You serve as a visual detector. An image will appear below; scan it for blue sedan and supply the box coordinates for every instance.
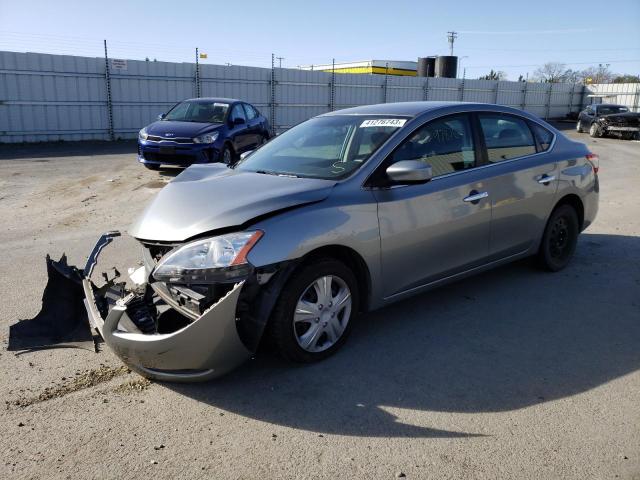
[138,98,270,169]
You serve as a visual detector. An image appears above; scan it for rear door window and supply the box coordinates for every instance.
[478,114,536,162]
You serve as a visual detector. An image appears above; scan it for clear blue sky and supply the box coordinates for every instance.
[1,0,639,80]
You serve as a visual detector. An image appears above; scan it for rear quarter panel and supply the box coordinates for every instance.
[552,135,599,232]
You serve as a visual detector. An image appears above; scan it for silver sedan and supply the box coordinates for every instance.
[81,101,599,381]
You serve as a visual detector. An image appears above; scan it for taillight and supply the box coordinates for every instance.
[586,153,599,174]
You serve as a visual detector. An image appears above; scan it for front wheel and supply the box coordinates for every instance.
[576,121,584,133]
[589,123,602,138]
[221,144,235,165]
[269,258,359,363]
[537,204,580,272]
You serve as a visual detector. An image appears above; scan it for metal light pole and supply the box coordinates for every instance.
[457,56,469,78]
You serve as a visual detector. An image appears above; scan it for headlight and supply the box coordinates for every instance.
[193,132,219,144]
[138,127,148,141]
[152,231,263,283]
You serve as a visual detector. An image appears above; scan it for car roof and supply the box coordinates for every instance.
[594,103,626,108]
[320,101,509,118]
[182,97,242,104]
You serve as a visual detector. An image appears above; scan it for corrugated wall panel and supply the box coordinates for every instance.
[0,51,110,142]
[585,83,640,112]
[5,51,623,143]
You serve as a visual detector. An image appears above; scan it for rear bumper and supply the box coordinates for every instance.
[81,232,252,382]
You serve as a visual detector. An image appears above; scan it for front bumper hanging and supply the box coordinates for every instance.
[81,232,252,382]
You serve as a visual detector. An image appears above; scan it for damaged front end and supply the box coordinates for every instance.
[76,231,293,382]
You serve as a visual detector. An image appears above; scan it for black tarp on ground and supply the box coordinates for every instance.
[8,254,93,351]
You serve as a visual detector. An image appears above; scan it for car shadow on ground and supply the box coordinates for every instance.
[0,140,138,160]
[156,167,184,178]
[166,232,640,439]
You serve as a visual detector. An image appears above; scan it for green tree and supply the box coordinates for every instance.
[612,74,640,83]
[479,69,506,80]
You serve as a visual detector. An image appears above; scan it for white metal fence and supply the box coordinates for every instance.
[0,50,623,144]
[583,82,640,113]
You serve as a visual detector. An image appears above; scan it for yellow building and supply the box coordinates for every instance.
[301,60,417,77]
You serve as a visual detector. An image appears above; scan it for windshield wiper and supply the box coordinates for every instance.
[255,170,300,178]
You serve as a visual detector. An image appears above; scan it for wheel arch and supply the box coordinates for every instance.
[553,193,585,230]
[223,140,235,152]
[299,245,372,313]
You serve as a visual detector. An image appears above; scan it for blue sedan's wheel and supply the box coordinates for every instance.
[222,145,234,164]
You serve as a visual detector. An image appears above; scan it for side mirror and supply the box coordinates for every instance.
[157,113,166,121]
[386,160,432,184]
[233,117,246,126]
[239,150,254,160]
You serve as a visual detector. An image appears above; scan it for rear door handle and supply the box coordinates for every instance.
[537,174,556,185]
[463,191,489,204]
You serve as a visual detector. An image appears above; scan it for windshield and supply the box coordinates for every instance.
[164,101,229,123]
[599,106,629,115]
[234,115,408,179]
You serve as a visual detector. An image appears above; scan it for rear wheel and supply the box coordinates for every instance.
[576,121,584,133]
[537,204,580,272]
[269,258,359,363]
[589,123,602,138]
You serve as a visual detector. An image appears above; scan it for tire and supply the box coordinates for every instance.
[537,204,580,272]
[589,123,602,138]
[144,164,160,170]
[269,258,359,363]
[221,144,235,165]
[576,121,584,133]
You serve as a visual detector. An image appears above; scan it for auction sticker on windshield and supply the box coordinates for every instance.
[360,119,407,128]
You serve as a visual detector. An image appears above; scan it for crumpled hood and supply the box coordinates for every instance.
[146,121,223,137]
[129,164,336,242]
[600,112,640,122]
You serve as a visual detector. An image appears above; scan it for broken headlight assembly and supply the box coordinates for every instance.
[152,230,263,284]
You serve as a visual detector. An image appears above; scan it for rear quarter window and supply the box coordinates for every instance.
[529,122,554,152]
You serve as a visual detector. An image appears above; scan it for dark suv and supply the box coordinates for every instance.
[138,98,270,169]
